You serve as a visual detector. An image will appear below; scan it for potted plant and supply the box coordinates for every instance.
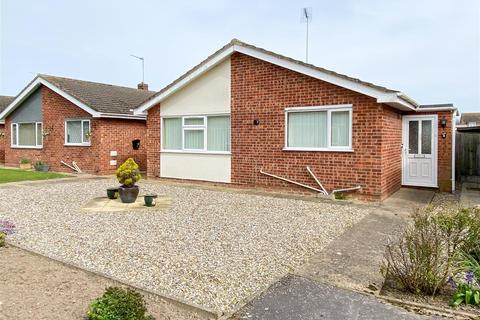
[34,160,49,172]
[116,158,141,203]
[19,158,31,170]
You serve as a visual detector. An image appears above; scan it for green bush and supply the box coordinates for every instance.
[452,283,480,306]
[0,232,5,247]
[383,205,480,296]
[116,158,141,187]
[334,192,346,200]
[19,158,30,164]
[87,287,155,320]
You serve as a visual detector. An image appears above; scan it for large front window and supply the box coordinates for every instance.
[11,122,43,148]
[162,115,230,153]
[285,105,352,151]
[65,119,91,146]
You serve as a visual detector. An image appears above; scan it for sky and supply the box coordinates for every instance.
[0,0,479,113]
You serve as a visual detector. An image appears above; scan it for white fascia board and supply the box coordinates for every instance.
[134,46,235,115]
[0,77,101,120]
[417,107,457,112]
[96,113,146,120]
[376,93,417,111]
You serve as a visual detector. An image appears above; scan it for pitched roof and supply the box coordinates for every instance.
[460,112,480,125]
[39,74,156,115]
[0,95,14,114]
[0,75,156,120]
[135,38,419,114]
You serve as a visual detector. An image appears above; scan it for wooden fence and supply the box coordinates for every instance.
[456,131,480,182]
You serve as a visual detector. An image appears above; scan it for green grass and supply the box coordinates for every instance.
[0,168,70,184]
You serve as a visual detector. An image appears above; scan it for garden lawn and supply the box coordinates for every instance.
[0,168,69,184]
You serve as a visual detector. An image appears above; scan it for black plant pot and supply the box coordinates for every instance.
[118,185,139,203]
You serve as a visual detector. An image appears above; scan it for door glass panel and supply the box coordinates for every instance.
[408,121,419,154]
[421,120,432,154]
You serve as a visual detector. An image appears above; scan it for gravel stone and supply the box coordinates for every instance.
[0,179,370,313]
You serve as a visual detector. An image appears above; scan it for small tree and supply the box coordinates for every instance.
[116,158,141,187]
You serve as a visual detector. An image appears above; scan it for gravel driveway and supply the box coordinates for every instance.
[0,178,369,313]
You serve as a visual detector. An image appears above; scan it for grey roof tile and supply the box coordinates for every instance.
[39,74,156,115]
[0,95,14,114]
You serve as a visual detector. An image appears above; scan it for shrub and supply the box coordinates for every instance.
[87,287,155,320]
[0,232,5,247]
[116,158,141,187]
[19,158,30,164]
[383,205,480,296]
[35,160,45,166]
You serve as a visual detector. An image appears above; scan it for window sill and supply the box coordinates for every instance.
[283,147,354,152]
[11,146,43,149]
[161,149,231,155]
[64,144,91,147]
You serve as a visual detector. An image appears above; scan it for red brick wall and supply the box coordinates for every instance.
[94,118,147,174]
[4,86,146,174]
[380,106,403,199]
[0,124,5,163]
[146,104,161,178]
[230,52,388,200]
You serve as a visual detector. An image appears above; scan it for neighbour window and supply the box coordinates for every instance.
[285,106,352,150]
[65,119,91,146]
[162,115,231,152]
[11,122,43,148]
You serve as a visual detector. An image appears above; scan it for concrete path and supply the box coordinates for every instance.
[460,182,480,208]
[294,188,435,293]
[234,275,437,320]
[234,188,436,319]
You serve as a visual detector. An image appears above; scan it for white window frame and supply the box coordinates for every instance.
[161,113,231,155]
[283,104,353,152]
[11,122,43,149]
[64,119,91,146]
[182,116,207,152]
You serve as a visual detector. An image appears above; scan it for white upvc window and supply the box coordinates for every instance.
[11,122,43,148]
[162,114,231,154]
[65,119,91,146]
[284,105,353,152]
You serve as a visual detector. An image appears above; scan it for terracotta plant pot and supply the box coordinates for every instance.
[118,185,139,203]
[19,163,31,170]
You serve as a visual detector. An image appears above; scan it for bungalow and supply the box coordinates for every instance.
[134,39,457,201]
[0,95,15,163]
[0,75,155,174]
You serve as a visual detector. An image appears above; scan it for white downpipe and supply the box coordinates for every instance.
[306,166,328,195]
[452,112,456,192]
[72,161,82,173]
[332,186,362,193]
[260,169,324,193]
[61,161,78,172]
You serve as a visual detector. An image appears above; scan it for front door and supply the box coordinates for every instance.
[402,115,437,187]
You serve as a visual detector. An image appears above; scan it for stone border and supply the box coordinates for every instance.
[6,242,219,319]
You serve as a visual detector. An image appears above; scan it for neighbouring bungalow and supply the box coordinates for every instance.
[457,112,480,132]
[0,75,155,174]
[133,39,457,201]
[0,95,15,163]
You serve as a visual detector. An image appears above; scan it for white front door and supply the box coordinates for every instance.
[402,115,437,187]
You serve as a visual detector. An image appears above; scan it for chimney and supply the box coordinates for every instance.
[137,82,148,91]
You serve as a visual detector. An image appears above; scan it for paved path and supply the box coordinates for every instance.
[235,275,436,320]
[234,188,436,319]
